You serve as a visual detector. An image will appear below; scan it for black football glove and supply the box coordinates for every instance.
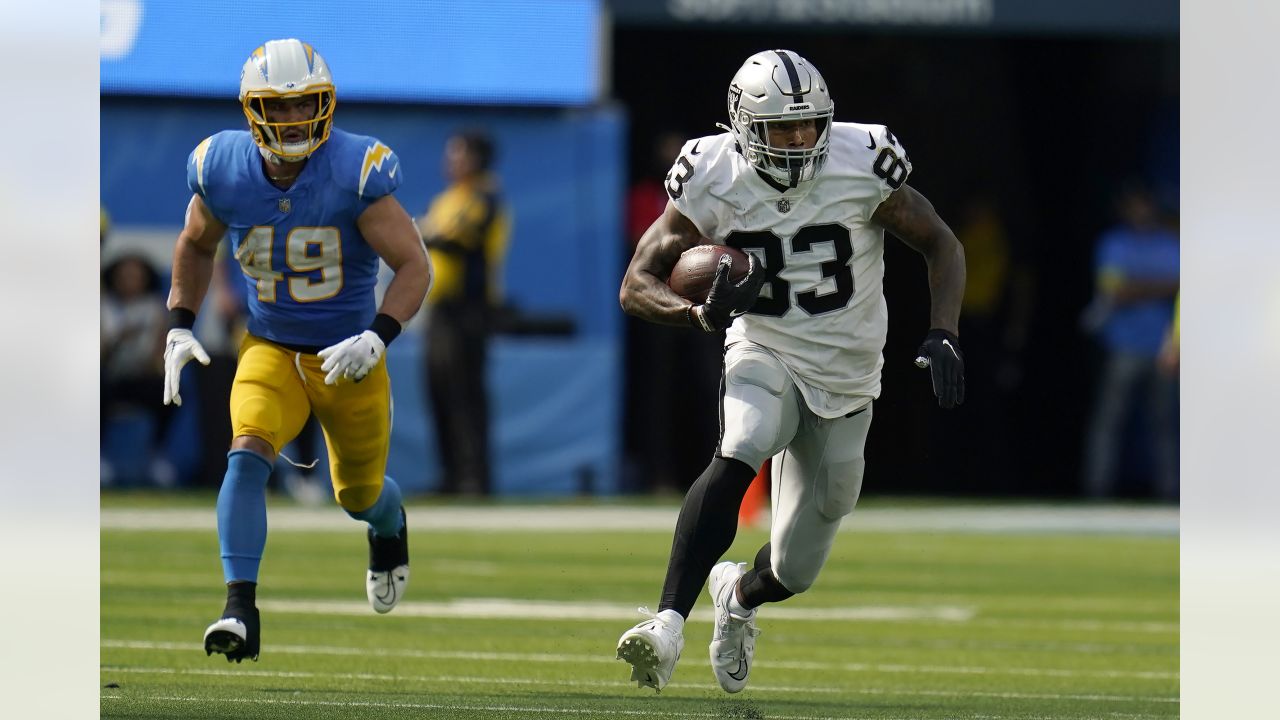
[914,328,966,409]
[690,253,766,332]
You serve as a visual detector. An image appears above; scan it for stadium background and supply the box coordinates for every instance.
[99,0,1178,499]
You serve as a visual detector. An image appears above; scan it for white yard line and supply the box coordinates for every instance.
[250,596,1175,636]
[256,597,975,622]
[102,640,1177,681]
[100,504,1178,535]
[98,671,1177,706]
[969,618,1178,634]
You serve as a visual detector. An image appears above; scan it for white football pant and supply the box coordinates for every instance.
[718,340,872,594]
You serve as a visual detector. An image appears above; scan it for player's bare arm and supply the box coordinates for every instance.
[359,194,432,325]
[168,193,229,314]
[619,201,706,326]
[162,193,224,406]
[871,184,966,334]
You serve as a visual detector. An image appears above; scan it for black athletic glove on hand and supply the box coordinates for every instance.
[691,253,766,332]
[914,328,966,409]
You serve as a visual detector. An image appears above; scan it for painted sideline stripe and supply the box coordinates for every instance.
[257,597,974,623]
[98,677,1177,706]
[100,504,1178,535]
[102,641,1177,680]
[98,693,866,720]
[97,693,1169,720]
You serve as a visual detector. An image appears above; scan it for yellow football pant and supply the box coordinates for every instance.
[230,334,391,512]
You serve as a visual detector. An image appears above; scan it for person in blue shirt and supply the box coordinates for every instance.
[161,39,432,663]
[1081,181,1179,500]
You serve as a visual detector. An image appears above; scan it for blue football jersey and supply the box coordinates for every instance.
[187,128,402,347]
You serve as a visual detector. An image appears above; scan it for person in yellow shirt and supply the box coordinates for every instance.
[418,131,510,495]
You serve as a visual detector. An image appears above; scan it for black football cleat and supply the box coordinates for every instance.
[203,604,260,663]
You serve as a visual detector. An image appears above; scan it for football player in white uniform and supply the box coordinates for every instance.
[615,50,966,693]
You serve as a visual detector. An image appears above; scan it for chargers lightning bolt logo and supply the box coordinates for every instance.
[358,142,394,198]
[191,136,214,194]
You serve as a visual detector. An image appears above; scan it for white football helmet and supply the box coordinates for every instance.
[724,50,834,187]
[238,39,336,161]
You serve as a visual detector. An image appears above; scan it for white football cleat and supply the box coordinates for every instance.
[366,566,409,614]
[616,608,684,691]
[366,507,409,614]
[707,561,761,693]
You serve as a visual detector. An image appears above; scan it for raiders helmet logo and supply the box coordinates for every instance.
[776,198,792,214]
[728,84,743,114]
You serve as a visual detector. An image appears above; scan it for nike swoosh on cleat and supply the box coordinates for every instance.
[727,657,748,681]
[377,581,396,604]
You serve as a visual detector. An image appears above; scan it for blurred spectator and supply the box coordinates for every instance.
[626,132,685,246]
[1157,292,1180,377]
[622,131,721,492]
[418,130,510,496]
[1080,181,1179,500]
[945,195,1034,487]
[957,195,1033,390]
[101,254,173,485]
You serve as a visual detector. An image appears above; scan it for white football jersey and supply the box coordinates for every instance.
[667,122,912,418]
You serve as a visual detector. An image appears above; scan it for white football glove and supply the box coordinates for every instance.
[318,330,385,385]
[163,328,211,406]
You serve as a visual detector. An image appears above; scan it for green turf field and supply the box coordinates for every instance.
[101,499,1178,719]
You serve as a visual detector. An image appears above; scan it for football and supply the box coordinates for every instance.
[667,244,750,303]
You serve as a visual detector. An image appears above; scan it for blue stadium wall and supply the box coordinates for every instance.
[101,98,627,495]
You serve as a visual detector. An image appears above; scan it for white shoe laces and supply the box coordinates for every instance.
[634,607,679,642]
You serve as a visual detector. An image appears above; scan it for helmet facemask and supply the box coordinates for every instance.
[742,112,832,186]
[725,50,835,188]
[238,39,336,161]
[242,87,335,161]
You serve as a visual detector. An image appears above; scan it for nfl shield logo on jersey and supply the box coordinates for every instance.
[776,198,791,214]
[279,198,291,214]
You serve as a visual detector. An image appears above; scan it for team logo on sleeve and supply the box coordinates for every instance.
[192,136,214,194]
[358,141,393,198]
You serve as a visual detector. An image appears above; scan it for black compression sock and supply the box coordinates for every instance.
[225,581,257,611]
[658,456,758,617]
[738,542,795,608]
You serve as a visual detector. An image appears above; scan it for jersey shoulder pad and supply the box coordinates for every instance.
[665,133,736,238]
[666,133,734,205]
[186,130,251,199]
[328,128,402,200]
[831,122,912,192]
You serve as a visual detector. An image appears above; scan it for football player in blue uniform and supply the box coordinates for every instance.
[161,39,432,663]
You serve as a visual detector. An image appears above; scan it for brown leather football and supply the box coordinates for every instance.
[667,244,750,303]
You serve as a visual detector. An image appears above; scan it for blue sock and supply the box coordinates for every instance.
[217,450,272,583]
[346,476,404,537]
